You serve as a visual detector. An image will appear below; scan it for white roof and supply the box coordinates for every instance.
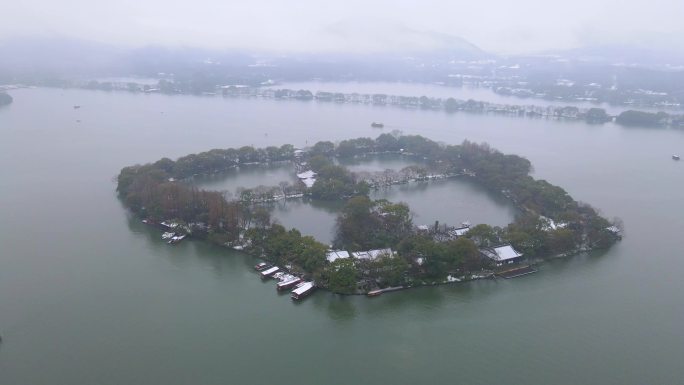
[326,250,350,263]
[261,266,279,275]
[488,245,523,261]
[352,248,393,261]
[300,177,316,188]
[297,170,317,179]
[292,281,314,295]
[451,226,470,236]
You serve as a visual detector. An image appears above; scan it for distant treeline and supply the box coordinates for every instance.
[69,79,684,128]
[615,110,684,127]
[117,134,620,293]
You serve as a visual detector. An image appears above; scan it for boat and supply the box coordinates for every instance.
[277,276,302,291]
[367,289,383,297]
[73,105,81,109]
[161,232,175,240]
[371,122,384,128]
[254,262,270,271]
[272,272,285,280]
[167,234,186,244]
[260,266,280,278]
[673,155,680,160]
[291,281,315,300]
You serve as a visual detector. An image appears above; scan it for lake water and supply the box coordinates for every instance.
[193,157,516,243]
[1,87,683,385]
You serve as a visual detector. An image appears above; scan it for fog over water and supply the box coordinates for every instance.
[3,0,684,53]
[0,88,683,384]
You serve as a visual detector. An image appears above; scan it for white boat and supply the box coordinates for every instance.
[161,232,175,240]
[277,276,302,291]
[254,262,270,271]
[291,281,315,300]
[673,155,680,160]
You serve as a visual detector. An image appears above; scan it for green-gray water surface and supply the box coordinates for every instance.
[1,87,683,384]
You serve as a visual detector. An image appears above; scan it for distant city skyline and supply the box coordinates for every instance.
[2,0,684,54]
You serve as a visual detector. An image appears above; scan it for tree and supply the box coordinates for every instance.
[445,237,480,271]
[327,258,358,294]
[334,196,378,249]
[616,110,667,127]
[375,200,413,242]
[310,141,335,157]
[547,228,577,254]
[372,255,409,287]
[252,206,271,229]
[375,133,400,152]
[585,108,610,123]
[465,224,500,247]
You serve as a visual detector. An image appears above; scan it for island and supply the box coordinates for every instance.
[0,92,13,107]
[117,134,622,296]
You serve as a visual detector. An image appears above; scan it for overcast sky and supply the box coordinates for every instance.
[2,0,683,54]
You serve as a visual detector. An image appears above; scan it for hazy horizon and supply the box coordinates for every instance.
[3,0,684,55]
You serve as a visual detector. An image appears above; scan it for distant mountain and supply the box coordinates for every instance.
[0,37,128,77]
[0,35,493,83]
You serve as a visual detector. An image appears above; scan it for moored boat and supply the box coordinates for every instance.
[168,234,186,244]
[254,262,270,271]
[371,122,384,128]
[161,232,175,240]
[367,289,383,297]
[277,277,302,291]
[291,281,315,300]
[673,154,680,160]
[260,266,280,278]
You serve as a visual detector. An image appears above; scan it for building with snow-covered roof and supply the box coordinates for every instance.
[481,244,523,266]
[449,226,470,237]
[300,177,316,188]
[326,250,350,263]
[297,170,317,188]
[296,170,316,179]
[352,248,394,261]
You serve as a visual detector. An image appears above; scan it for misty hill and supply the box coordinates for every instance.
[0,36,492,84]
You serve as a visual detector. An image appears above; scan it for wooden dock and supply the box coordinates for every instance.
[496,265,538,279]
